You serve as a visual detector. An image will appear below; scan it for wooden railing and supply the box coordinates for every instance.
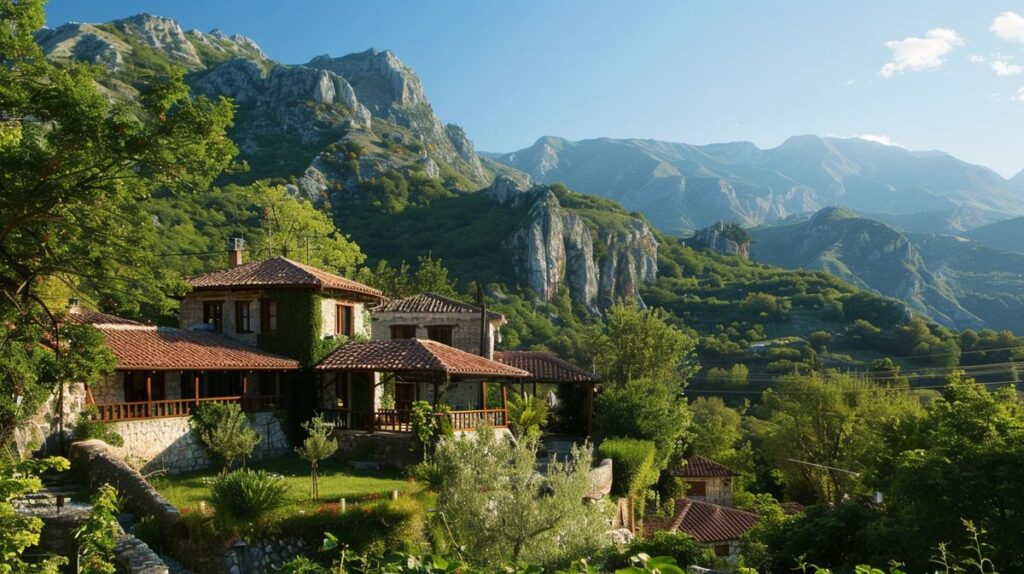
[93,395,283,422]
[445,409,507,432]
[321,408,507,433]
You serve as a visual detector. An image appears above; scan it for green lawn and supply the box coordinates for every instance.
[151,455,414,513]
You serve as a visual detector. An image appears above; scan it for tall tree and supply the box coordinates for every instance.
[0,0,236,449]
[0,0,237,321]
[589,304,697,388]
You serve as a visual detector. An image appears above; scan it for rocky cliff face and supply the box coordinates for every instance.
[690,222,751,259]
[38,15,501,193]
[307,50,487,185]
[489,177,658,311]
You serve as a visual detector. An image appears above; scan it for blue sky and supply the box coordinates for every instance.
[46,1,1024,177]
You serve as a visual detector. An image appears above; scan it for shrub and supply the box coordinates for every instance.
[190,402,260,472]
[594,378,689,468]
[276,497,426,556]
[604,531,709,570]
[210,469,286,533]
[507,392,549,440]
[410,400,452,455]
[597,438,658,503]
[72,405,124,447]
[75,483,120,574]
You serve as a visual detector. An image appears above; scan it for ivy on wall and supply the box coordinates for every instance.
[257,290,343,442]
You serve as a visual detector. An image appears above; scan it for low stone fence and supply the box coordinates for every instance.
[107,411,290,474]
[69,439,183,533]
[16,497,167,574]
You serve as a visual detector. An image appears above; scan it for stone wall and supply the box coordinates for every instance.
[106,411,290,474]
[685,476,733,507]
[333,430,421,469]
[69,439,183,531]
[416,380,483,411]
[371,311,501,358]
[221,536,308,574]
[179,288,369,344]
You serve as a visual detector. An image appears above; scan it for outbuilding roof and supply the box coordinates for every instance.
[188,257,383,299]
[374,292,504,321]
[670,455,739,478]
[315,339,529,378]
[493,351,598,383]
[644,498,758,543]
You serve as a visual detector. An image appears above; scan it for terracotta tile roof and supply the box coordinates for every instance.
[670,455,739,478]
[98,325,299,371]
[65,307,144,326]
[188,257,383,298]
[781,502,805,516]
[316,339,529,378]
[374,292,504,321]
[493,351,597,383]
[645,498,758,543]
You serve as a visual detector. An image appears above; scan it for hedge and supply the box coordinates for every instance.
[597,437,658,499]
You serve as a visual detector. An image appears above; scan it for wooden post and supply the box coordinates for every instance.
[242,371,249,410]
[145,372,152,417]
[481,380,488,411]
[501,382,508,426]
[585,382,595,438]
[193,373,200,409]
[532,381,538,398]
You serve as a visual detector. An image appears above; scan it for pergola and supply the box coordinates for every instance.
[314,338,529,432]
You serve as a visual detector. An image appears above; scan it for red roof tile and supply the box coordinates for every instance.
[375,292,504,321]
[65,307,144,326]
[316,339,529,378]
[645,498,758,543]
[98,326,299,371]
[188,257,383,298]
[781,502,805,515]
[670,455,738,478]
[493,351,597,383]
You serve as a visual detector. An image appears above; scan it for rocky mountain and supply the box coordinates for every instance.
[687,222,751,259]
[961,217,1024,254]
[38,13,501,193]
[489,178,658,311]
[494,136,1024,234]
[748,208,1024,331]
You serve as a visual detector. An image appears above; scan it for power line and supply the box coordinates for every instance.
[683,377,1022,396]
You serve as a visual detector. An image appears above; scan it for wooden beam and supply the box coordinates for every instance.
[481,380,488,411]
[145,372,153,418]
[193,372,200,407]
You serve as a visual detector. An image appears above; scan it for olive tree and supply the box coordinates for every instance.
[295,416,338,501]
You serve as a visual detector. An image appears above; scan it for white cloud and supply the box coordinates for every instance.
[992,60,1024,76]
[967,54,986,63]
[1015,87,1024,102]
[856,134,902,147]
[988,92,1002,102]
[879,28,965,77]
[991,11,1024,43]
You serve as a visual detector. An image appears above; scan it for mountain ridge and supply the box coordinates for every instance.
[495,135,1023,234]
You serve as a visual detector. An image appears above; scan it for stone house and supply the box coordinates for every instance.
[181,243,385,365]
[67,306,299,472]
[371,292,505,358]
[644,498,759,562]
[670,455,739,507]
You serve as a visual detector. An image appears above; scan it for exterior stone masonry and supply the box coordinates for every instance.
[106,411,290,474]
[371,311,501,358]
[687,474,734,507]
[179,289,369,344]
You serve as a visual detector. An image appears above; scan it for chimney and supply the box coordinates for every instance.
[68,297,80,313]
[227,237,245,268]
